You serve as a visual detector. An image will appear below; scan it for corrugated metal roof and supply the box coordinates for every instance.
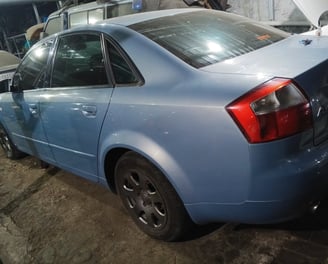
[0,0,58,5]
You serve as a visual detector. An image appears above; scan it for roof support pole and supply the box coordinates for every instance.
[268,0,275,21]
[32,3,41,24]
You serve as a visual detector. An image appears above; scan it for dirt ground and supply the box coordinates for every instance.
[1,151,328,264]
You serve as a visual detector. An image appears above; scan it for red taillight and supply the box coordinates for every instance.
[226,78,313,143]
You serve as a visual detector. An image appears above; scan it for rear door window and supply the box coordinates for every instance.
[51,33,109,87]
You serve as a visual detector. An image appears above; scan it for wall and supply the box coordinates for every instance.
[228,0,308,24]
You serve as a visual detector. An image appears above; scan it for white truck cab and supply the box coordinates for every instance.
[42,0,137,37]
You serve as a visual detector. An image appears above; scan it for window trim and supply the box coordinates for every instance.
[49,31,113,89]
[103,35,144,87]
[13,38,55,91]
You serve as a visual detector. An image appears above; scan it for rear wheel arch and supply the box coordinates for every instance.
[104,147,130,193]
[103,144,189,200]
[103,147,183,193]
[113,150,193,240]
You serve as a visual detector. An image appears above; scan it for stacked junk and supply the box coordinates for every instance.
[95,0,231,11]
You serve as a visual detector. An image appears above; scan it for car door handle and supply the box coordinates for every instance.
[81,105,97,118]
[28,104,38,115]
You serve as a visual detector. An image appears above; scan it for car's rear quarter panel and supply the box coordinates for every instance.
[97,25,277,207]
[96,25,328,224]
[99,76,250,204]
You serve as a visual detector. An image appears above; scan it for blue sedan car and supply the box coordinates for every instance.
[1,9,328,241]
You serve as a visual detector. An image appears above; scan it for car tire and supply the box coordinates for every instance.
[0,124,24,159]
[115,151,192,241]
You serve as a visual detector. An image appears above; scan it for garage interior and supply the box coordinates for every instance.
[1,1,328,263]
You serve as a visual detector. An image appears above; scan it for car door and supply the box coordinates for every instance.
[40,32,114,181]
[0,39,55,162]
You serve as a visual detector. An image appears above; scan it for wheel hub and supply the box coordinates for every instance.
[140,190,152,206]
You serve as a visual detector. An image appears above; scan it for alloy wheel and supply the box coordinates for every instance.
[122,169,167,229]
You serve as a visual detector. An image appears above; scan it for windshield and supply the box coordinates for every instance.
[129,10,288,68]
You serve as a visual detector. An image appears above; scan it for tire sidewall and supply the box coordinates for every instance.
[0,124,22,159]
[115,152,189,241]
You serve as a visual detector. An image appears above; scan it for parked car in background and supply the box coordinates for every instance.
[42,0,138,37]
[0,51,20,93]
[294,0,328,35]
[41,0,231,38]
[1,9,328,241]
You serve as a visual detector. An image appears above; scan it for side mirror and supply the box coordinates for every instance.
[10,73,23,93]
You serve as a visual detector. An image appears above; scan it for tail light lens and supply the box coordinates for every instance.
[226,78,313,143]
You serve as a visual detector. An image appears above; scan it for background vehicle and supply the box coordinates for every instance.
[42,0,138,37]
[293,0,328,28]
[295,0,328,36]
[42,0,231,38]
[1,9,328,241]
[0,51,20,93]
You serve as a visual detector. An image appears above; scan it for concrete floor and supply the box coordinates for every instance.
[1,151,328,264]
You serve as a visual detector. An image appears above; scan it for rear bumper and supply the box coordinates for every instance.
[185,134,328,225]
[186,193,326,225]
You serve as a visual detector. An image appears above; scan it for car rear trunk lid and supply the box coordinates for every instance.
[294,59,328,145]
[202,34,328,145]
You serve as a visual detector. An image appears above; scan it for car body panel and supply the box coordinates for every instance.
[188,131,328,223]
[98,74,256,204]
[203,33,328,146]
[202,34,328,77]
[40,86,113,181]
[1,9,328,227]
[0,90,55,162]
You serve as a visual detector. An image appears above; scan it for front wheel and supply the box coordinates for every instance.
[0,124,24,159]
[115,151,192,241]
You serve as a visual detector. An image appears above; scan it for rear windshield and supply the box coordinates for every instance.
[129,10,289,68]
